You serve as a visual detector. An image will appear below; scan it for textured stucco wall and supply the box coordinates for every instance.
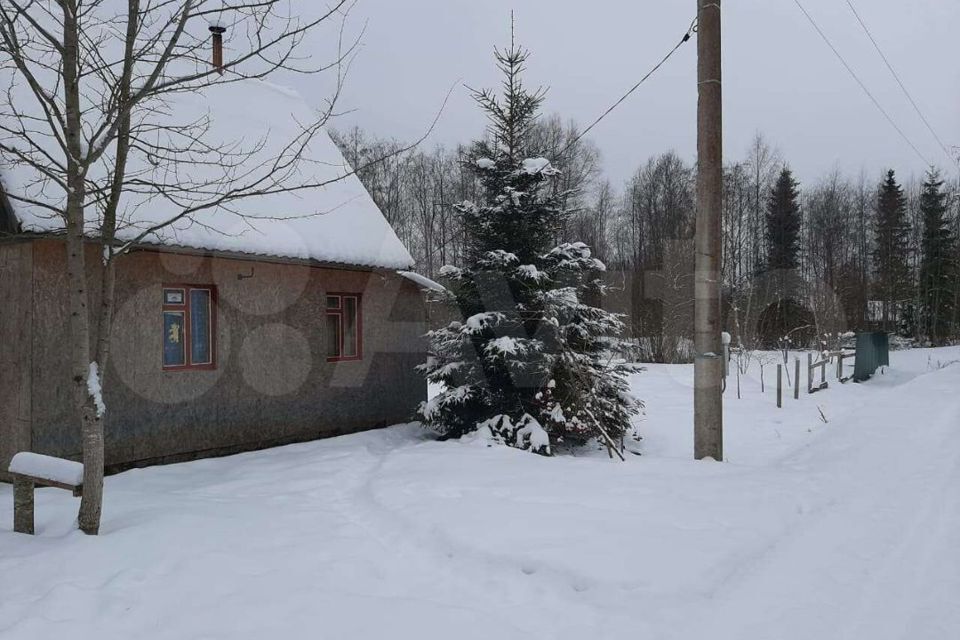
[27,240,427,470]
[0,241,33,480]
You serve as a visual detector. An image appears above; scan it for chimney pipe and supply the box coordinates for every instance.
[209,24,226,74]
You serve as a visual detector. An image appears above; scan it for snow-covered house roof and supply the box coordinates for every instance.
[1,80,414,270]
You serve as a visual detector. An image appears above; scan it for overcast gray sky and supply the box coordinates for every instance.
[299,0,959,188]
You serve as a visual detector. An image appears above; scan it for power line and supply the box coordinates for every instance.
[843,0,958,170]
[790,0,932,167]
[561,16,698,156]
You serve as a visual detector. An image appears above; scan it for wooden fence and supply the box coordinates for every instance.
[769,350,857,408]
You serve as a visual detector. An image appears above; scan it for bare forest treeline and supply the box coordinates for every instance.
[333,125,960,361]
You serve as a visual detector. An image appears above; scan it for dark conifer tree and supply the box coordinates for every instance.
[765,167,802,272]
[918,170,957,343]
[418,38,640,454]
[760,167,803,346]
[872,170,913,331]
[954,196,960,340]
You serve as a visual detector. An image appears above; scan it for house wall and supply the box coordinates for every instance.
[28,239,427,470]
[0,241,33,480]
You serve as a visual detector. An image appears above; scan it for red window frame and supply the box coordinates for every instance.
[162,284,217,371]
[326,292,362,362]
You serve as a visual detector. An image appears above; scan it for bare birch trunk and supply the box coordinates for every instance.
[66,207,105,535]
[60,1,105,535]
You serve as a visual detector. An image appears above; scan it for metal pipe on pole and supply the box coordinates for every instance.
[694,0,724,460]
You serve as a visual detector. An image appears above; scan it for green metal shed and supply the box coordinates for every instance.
[853,332,890,382]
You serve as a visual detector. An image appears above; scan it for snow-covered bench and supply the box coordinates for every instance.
[8,452,83,535]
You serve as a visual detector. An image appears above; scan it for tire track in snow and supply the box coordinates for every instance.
[834,386,960,640]
[676,363,960,640]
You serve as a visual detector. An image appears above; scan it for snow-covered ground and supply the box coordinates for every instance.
[2,347,959,639]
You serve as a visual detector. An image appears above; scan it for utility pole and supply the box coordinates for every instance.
[694,0,724,460]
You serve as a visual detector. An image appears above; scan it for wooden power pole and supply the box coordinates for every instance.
[694,0,724,460]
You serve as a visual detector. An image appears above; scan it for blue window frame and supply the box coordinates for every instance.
[162,285,216,370]
[189,289,212,365]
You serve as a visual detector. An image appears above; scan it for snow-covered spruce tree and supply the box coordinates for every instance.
[417,40,640,454]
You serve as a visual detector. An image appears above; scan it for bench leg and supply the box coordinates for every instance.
[13,477,35,535]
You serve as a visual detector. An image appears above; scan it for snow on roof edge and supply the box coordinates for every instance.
[145,239,416,271]
[10,229,414,271]
[397,270,449,293]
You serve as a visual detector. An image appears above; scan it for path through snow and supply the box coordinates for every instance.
[1,348,958,639]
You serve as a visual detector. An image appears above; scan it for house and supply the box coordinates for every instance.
[0,79,430,478]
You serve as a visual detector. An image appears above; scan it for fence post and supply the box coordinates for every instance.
[13,477,35,535]
[807,352,813,394]
[777,364,782,408]
[794,358,800,400]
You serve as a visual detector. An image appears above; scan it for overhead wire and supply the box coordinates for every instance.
[560,16,699,157]
[560,5,948,172]
[790,0,932,167]
[843,0,958,170]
